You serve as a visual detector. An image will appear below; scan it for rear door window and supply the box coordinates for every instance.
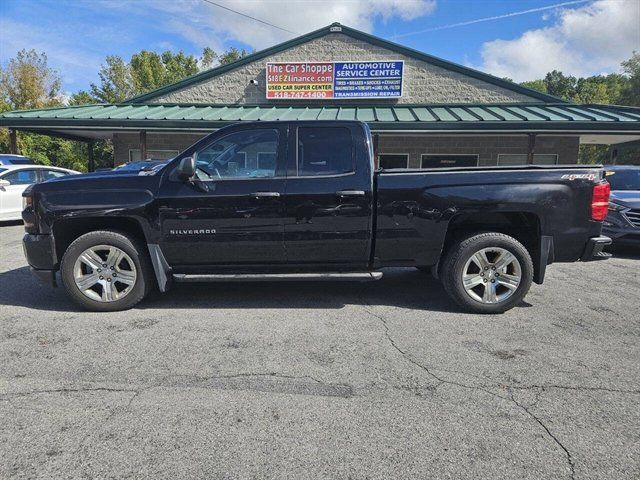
[41,169,69,181]
[296,127,354,176]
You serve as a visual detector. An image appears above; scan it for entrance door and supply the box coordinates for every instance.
[157,125,288,269]
[283,124,373,269]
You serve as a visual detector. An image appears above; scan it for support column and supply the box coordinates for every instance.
[88,140,95,172]
[9,129,18,154]
[527,133,536,165]
[139,130,147,161]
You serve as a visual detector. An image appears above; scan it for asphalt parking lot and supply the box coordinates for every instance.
[0,223,639,479]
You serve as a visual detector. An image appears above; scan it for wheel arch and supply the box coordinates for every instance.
[52,216,149,264]
[439,211,549,284]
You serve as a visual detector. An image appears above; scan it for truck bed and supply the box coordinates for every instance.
[374,164,605,267]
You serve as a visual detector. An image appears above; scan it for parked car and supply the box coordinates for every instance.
[602,165,640,246]
[21,121,611,313]
[0,165,79,221]
[0,154,35,165]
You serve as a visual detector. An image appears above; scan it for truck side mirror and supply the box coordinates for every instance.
[0,179,10,190]
[176,156,196,180]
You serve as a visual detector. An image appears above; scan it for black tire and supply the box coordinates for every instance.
[60,230,154,312]
[440,232,533,314]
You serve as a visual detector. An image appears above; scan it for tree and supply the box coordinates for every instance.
[90,55,135,103]
[542,70,578,100]
[520,79,547,94]
[620,52,640,106]
[217,47,250,66]
[68,90,96,105]
[200,47,217,70]
[0,49,61,110]
[88,47,242,103]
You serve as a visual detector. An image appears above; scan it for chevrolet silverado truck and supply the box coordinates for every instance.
[22,121,612,313]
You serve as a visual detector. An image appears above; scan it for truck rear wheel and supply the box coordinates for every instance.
[60,230,153,312]
[440,232,533,314]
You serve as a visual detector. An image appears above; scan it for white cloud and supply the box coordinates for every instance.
[0,18,104,87]
[475,0,640,81]
[2,0,435,92]
[114,0,436,51]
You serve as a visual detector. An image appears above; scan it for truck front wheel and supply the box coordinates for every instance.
[60,230,153,312]
[440,232,533,314]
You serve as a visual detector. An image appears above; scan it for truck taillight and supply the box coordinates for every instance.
[591,182,610,221]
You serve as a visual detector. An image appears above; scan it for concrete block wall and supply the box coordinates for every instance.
[149,34,537,105]
[377,135,580,167]
[113,132,206,164]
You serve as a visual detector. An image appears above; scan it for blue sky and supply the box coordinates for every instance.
[0,0,638,94]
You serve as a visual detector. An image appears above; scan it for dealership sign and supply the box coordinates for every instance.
[266,61,403,99]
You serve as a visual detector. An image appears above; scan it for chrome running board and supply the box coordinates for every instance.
[173,272,383,282]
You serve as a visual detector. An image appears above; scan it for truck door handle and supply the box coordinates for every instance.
[252,191,280,198]
[336,190,365,197]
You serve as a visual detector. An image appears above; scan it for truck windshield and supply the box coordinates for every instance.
[606,169,640,190]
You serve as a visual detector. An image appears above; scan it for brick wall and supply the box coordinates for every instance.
[113,131,579,167]
[149,33,538,105]
[377,135,579,167]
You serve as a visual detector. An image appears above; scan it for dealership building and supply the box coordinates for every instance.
[1,23,639,169]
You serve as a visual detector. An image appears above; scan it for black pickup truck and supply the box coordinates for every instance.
[22,121,611,313]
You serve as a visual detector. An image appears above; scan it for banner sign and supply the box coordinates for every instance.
[266,61,403,99]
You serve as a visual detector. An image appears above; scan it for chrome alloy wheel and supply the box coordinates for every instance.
[73,245,137,302]
[462,247,522,304]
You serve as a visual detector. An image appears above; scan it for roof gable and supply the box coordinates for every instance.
[129,23,563,104]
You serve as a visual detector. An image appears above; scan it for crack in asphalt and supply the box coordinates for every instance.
[201,372,325,384]
[360,304,507,401]
[0,387,138,399]
[360,302,580,479]
[511,384,640,395]
[510,390,576,480]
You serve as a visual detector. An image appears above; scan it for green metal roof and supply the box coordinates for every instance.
[127,23,563,104]
[2,103,640,132]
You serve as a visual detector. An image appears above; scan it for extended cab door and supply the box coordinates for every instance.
[283,123,374,268]
[156,125,288,269]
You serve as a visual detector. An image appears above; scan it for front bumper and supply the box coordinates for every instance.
[22,234,58,287]
[580,235,612,261]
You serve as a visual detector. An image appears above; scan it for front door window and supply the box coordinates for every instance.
[195,129,280,180]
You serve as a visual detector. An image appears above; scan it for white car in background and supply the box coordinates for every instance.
[0,165,80,221]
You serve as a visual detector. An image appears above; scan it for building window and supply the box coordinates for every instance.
[421,154,479,168]
[497,154,558,166]
[129,149,179,162]
[379,154,409,169]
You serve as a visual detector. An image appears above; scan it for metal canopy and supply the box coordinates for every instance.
[2,103,639,143]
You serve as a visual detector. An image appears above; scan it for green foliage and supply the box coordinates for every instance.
[520,79,547,94]
[0,49,61,110]
[519,56,639,165]
[200,47,217,70]
[68,90,97,106]
[88,47,248,103]
[620,52,640,106]
[90,55,135,103]
[217,47,250,66]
